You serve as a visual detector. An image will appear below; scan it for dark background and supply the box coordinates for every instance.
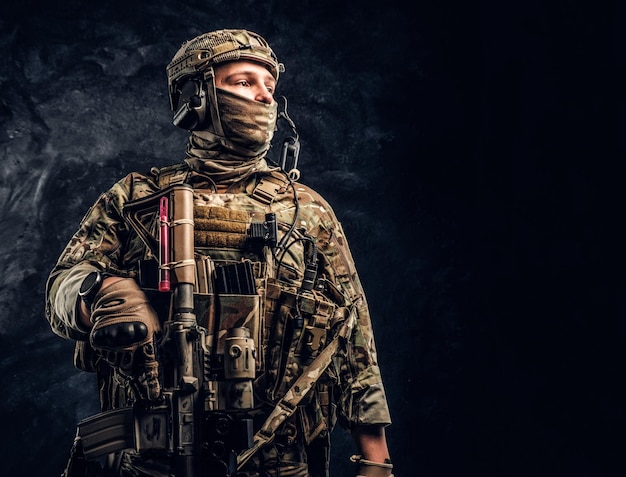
[1,1,625,476]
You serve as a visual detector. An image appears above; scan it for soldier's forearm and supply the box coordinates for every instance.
[351,424,391,463]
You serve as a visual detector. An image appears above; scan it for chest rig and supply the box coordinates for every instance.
[72,165,357,476]
[118,164,344,466]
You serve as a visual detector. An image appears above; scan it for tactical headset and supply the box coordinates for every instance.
[172,77,208,131]
[167,30,300,176]
[167,29,283,132]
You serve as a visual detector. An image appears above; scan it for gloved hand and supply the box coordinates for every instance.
[89,278,162,401]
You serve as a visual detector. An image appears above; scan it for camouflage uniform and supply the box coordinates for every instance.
[46,156,391,476]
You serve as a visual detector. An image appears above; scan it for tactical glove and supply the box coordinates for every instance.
[89,278,162,401]
[350,455,394,477]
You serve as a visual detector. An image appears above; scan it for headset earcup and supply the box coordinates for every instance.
[172,80,207,130]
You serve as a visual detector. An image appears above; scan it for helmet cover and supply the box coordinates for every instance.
[166,29,283,111]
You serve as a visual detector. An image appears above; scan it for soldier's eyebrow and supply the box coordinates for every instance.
[221,70,276,85]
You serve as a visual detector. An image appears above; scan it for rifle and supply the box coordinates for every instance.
[72,184,261,477]
[66,185,189,474]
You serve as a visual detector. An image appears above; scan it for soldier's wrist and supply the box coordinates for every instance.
[78,270,112,308]
[78,271,125,327]
[351,455,394,477]
[77,299,93,331]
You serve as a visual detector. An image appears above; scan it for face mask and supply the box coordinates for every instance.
[215,87,278,157]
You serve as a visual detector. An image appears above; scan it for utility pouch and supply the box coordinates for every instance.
[299,383,336,445]
[264,279,336,403]
[192,257,263,368]
[210,293,262,365]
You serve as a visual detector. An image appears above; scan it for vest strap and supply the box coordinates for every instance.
[150,164,190,189]
[250,172,288,204]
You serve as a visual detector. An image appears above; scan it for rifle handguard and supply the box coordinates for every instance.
[350,454,394,477]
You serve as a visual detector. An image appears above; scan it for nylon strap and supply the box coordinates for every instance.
[250,172,288,204]
[151,164,190,189]
[236,305,357,470]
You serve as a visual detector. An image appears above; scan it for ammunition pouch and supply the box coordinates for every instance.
[197,293,262,366]
[299,383,336,445]
[262,278,341,444]
[264,280,334,394]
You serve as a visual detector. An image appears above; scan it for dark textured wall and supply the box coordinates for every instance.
[1,1,624,476]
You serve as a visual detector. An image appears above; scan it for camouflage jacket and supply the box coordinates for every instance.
[45,157,391,442]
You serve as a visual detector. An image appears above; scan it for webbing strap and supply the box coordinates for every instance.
[236,306,357,470]
[153,165,189,189]
[250,173,287,204]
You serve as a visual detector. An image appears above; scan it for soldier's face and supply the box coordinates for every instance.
[214,60,276,104]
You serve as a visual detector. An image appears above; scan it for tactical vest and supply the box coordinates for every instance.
[81,162,343,448]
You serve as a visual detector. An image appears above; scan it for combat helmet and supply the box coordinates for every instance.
[166,29,283,131]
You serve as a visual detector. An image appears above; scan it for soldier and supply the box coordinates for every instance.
[45,29,393,477]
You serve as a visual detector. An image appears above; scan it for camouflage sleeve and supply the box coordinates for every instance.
[45,173,143,341]
[294,184,392,430]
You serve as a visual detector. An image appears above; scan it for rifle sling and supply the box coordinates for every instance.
[236,306,356,470]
